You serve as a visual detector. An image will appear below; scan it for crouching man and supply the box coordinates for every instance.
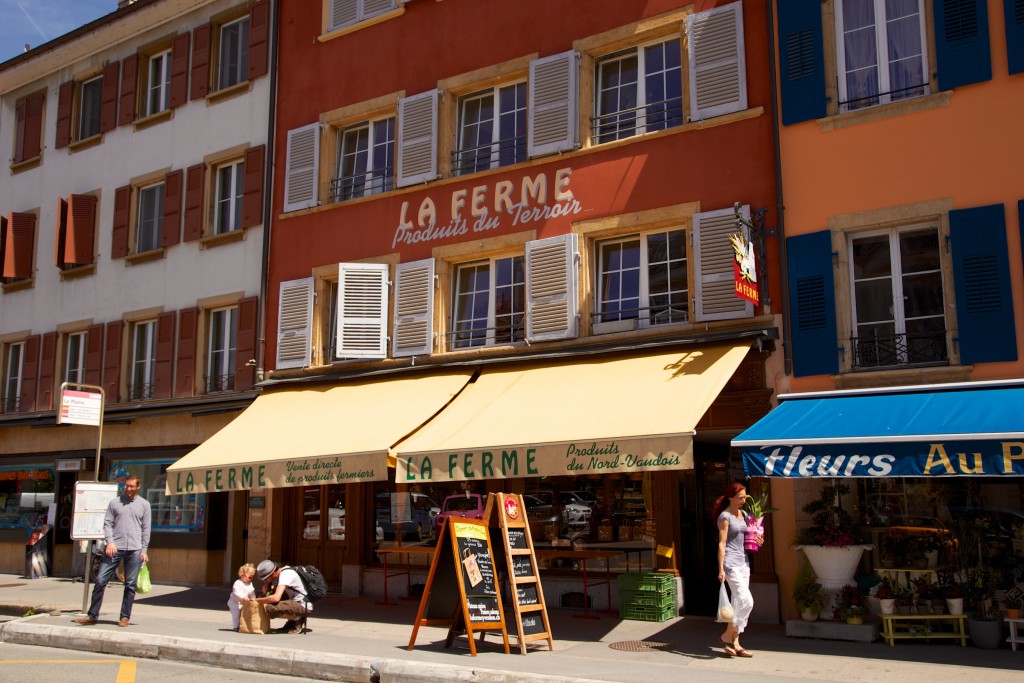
[254,560,309,634]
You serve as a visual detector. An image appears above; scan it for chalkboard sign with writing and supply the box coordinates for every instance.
[507,528,527,550]
[407,515,509,656]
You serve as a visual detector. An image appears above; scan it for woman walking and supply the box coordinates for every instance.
[715,482,762,657]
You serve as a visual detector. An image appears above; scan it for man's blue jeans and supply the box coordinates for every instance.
[88,549,143,621]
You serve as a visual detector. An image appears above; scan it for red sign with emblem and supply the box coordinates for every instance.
[503,496,520,520]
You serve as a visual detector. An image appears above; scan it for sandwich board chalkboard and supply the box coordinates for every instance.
[485,492,554,654]
[407,515,509,656]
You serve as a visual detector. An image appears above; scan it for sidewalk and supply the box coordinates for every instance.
[1,573,1022,682]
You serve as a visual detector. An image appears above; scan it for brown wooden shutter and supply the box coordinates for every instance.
[241,145,265,228]
[103,320,123,403]
[190,24,211,100]
[4,212,36,280]
[183,163,206,242]
[55,197,68,268]
[38,332,57,410]
[0,216,6,276]
[169,32,190,109]
[175,307,198,397]
[234,296,258,391]
[15,93,44,162]
[84,323,104,387]
[153,311,175,399]
[14,98,27,162]
[19,335,40,412]
[68,194,97,265]
[55,81,74,148]
[100,61,119,133]
[118,55,137,127]
[248,0,270,80]
[111,185,131,259]
[162,170,183,248]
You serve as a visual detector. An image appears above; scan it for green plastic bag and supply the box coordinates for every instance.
[137,562,152,594]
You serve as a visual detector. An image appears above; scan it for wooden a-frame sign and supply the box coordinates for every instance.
[407,515,510,656]
[486,492,554,654]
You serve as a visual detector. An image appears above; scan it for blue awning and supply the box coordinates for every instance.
[733,380,1024,477]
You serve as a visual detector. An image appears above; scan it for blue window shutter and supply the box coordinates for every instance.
[933,0,992,89]
[951,204,1017,364]
[778,0,826,125]
[1006,0,1024,75]
[787,231,838,377]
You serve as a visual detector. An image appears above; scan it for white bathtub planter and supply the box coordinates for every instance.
[796,545,873,619]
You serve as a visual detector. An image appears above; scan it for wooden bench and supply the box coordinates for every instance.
[879,613,967,646]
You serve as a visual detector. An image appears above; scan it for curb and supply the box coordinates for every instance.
[0,619,603,683]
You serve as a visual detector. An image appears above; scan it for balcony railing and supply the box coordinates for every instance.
[591,96,683,143]
[839,82,929,112]
[446,318,525,349]
[451,134,526,176]
[0,395,21,414]
[128,383,154,401]
[328,165,394,203]
[851,331,947,370]
[590,303,689,327]
[205,374,235,394]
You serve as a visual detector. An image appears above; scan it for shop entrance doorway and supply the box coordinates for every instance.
[679,449,731,616]
[285,484,347,583]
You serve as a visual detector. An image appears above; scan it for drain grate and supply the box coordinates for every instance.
[608,640,671,652]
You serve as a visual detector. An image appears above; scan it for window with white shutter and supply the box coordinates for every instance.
[337,263,389,359]
[525,233,579,342]
[687,1,747,121]
[329,0,397,32]
[694,206,753,321]
[276,277,313,369]
[528,50,580,158]
[396,90,439,188]
[283,123,320,212]
[392,259,435,357]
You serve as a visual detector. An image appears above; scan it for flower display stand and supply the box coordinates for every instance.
[1006,617,1024,651]
[880,613,967,647]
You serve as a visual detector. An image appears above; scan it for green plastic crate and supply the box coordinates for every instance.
[617,572,674,593]
[620,589,675,610]
[621,603,676,622]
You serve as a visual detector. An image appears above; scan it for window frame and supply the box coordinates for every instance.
[2,341,24,413]
[144,48,173,117]
[453,81,528,176]
[449,254,527,349]
[331,115,396,202]
[76,75,104,141]
[216,15,250,91]
[325,0,400,34]
[63,331,87,385]
[213,158,245,234]
[129,319,158,401]
[135,181,166,254]
[205,305,238,394]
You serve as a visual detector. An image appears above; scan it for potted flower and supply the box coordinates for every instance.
[941,582,965,615]
[873,577,895,615]
[832,584,868,624]
[929,584,947,615]
[794,481,871,593]
[911,575,931,614]
[743,488,777,554]
[1004,594,1023,620]
[792,556,825,621]
[894,585,913,615]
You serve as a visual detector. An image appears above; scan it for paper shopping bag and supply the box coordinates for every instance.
[238,601,270,634]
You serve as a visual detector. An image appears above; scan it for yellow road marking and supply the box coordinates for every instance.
[0,660,136,682]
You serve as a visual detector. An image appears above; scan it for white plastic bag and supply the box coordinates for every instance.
[716,582,735,623]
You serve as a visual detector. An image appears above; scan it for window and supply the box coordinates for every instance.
[331,117,395,202]
[109,461,205,533]
[451,256,526,348]
[328,0,398,32]
[594,39,682,143]
[206,306,237,393]
[835,0,928,112]
[217,16,250,90]
[77,76,103,140]
[2,342,24,413]
[136,182,165,253]
[145,49,173,116]
[849,226,947,368]
[596,228,688,327]
[0,467,55,531]
[129,320,157,400]
[454,83,527,175]
[214,160,244,233]
[64,332,86,384]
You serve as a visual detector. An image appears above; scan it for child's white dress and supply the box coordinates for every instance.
[227,579,256,629]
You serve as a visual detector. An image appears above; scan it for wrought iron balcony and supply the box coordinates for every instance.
[591,96,683,144]
[851,331,947,370]
[0,395,21,414]
[128,383,154,401]
[328,165,394,203]
[451,135,526,176]
[446,318,525,349]
[205,374,235,394]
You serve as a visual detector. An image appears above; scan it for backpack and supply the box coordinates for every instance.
[290,565,328,603]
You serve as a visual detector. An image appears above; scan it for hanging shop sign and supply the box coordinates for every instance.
[730,232,758,306]
[742,440,1024,478]
[392,167,583,249]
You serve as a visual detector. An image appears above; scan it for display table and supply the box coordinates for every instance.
[879,613,967,646]
[1007,617,1024,651]
[374,545,435,605]
[535,549,620,619]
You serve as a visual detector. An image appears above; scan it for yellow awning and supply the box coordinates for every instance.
[166,370,474,493]
[393,342,751,483]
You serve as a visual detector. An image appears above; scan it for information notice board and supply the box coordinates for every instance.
[407,515,509,656]
[71,482,118,540]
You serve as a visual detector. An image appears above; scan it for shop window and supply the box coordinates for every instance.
[129,319,158,400]
[450,255,525,348]
[1,341,24,414]
[331,116,395,202]
[205,306,237,393]
[0,467,55,531]
[595,228,688,329]
[849,225,947,369]
[217,16,250,90]
[110,461,205,533]
[12,91,45,165]
[835,0,929,113]
[453,83,527,175]
[594,39,683,143]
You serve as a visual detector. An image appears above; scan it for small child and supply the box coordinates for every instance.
[227,563,256,631]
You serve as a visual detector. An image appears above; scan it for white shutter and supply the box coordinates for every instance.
[687,2,747,121]
[525,233,579,342]
[392,258,435,357]
[276,277,313,369]
[330,0,357,30]
[694,206,753,321]
[364,0,396,18]
[337,263,389,359]
[528,50,579,158]
[396,90,439,188]
[283,123,320,212]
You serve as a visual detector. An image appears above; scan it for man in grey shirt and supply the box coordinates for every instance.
[74,474,151,627]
